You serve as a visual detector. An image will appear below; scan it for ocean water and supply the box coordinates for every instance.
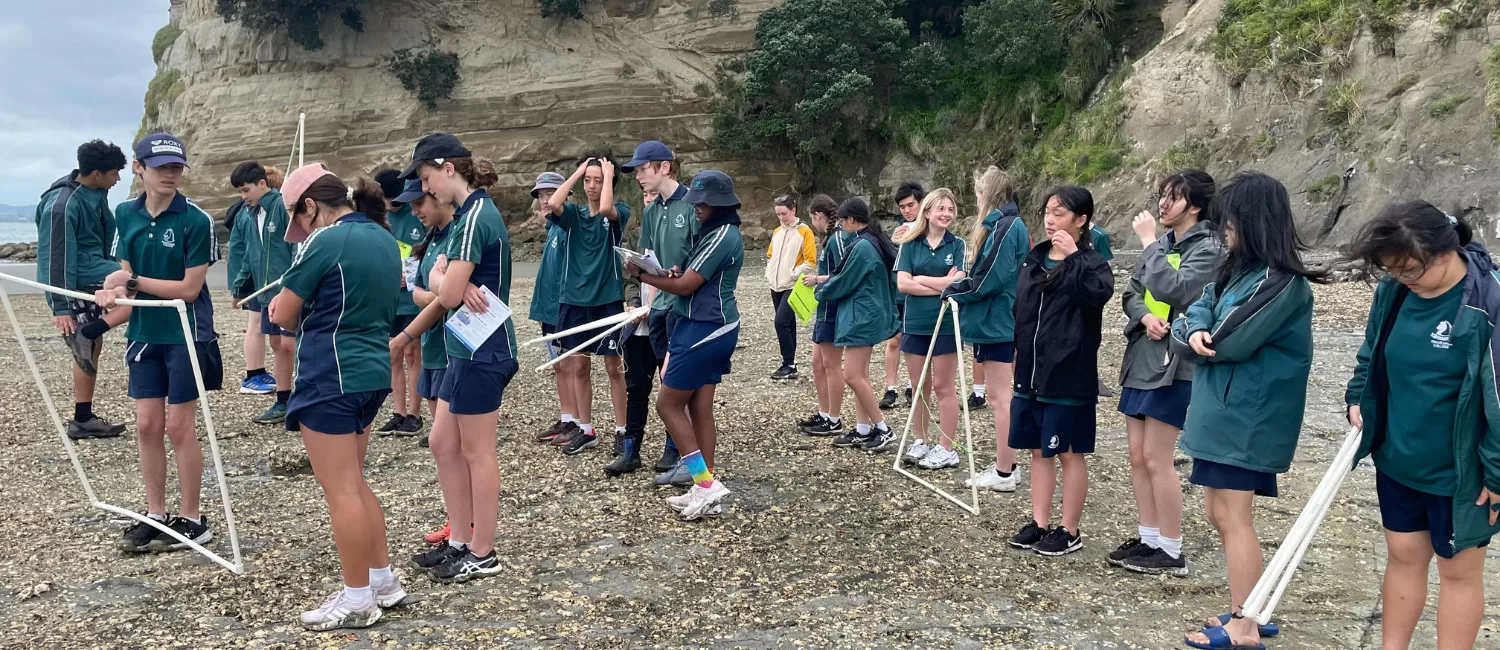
[0,221,37,244]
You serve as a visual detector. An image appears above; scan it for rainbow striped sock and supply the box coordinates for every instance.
[683,451,713,488]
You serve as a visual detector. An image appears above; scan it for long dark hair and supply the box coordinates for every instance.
[1342,200,1474,283]
[1159,169,1216,225]
[1038,185,1094,291]
[1211,171,1327,287]
[292,175,391,233]
[837,198,897,269]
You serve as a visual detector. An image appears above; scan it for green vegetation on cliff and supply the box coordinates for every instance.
[215,0,366,50]
[152,24,182,64]
[388,49,461,109]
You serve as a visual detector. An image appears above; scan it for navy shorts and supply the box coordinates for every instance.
[1118,380,1192,429]
[812,303,838,345]
[260,305,294,337]
[1189,458,1278,497]
[1377,471,1489,558]
[439,357,518,415]
[900,332,956,356]
[243,296,260,312]
[973,342,1015,364]
[126,341,204,405]
[663,320,738,391]
[391,314,416,338]
[417,367,446,400]
[648,308,676,361]
[286,386,390,435]
[558,302,624,356]
[1008,395,1096,457]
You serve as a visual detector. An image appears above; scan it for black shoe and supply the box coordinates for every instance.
[68,417,125,440]
[610,430,628,457]
[1033,526,1083,556]
[393,415,422,437]
[119,516,167,553]
[801,418,843,437]
[967,393,988,411]
[879,389,899,410]
[552,425,584,447]
[411,542,466,570]
[797,412,824,429]
[563,433,599,456]
[149,515,212,552]
[860,426,897,453]
[1009,520,1047,549]
[603,452,642,477]
[653,446,681,473]
[375,413,405,434]
[1106,537,1151,567]
[903,386,913,406]
[771,365,798,380]
[431,550,501,583]
[832,430,872,448]
[1121,546,1190,576]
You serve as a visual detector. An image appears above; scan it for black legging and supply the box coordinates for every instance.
[770,289,797,367]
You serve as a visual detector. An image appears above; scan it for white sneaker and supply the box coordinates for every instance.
[917,445,960,470]
[903,440,930,465]
[372,577,408,608]
[678,481,731,520]
[299,589,382,631]
[666,490,692,512]
[965,464,1019,492]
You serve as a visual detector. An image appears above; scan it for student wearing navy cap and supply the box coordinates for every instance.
[227,160,297,425]
[374,169,428,437]
[267,165,404,631]
[629,170,743,519]
[95,133,218,554]
[392,133,516,583]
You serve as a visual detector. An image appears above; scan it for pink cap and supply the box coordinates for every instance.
[282,163,337,243]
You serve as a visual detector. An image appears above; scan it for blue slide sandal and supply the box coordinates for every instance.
[1208,613,1280,638]
[1185,626,1266,650]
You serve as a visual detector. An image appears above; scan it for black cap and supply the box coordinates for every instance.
[374,169,404,200]
[399,133,472,179]
[682,170,740,207]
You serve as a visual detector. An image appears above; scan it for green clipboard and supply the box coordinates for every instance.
[789,274,818,324]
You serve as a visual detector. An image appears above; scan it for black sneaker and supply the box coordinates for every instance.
[1106,537,1151,567]
[967,393,988,411]
[603,451,642,477]
[610,430,627,457]
[1033,526,1083,556]
[149,515,212,552]
[860,426,897,453]
[832,430,872,448]
[393,415,422,436]
[68,417,125,440]
[903,385,913,406]
[801,418,843,437]
[119,517,167,553]
[563,433,599,456]
[1121,546,1190,576]
[797,412,824,429]
[879,389,899,410]
[771,365,798,380]
[431,550,501,583]
[411,542,466,570]
[375,413,405,435]
[553,425,584,447]
[653,446,681,473]
[1008,521,1047,549]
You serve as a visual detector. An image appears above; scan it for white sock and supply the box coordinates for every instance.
[581,423,595,436]
[614,426,626,434]
[905,380,912,390]
[1139,525,1160,548]
[856,423,871,434]
[1159,535,1183,559]
[886,385,898,392]
[184,516,201,525]
[561,414,577,423]
[448,539,468,550]
[827,415,841,424]
[148,513,168,522]
[369,565,393,583]
[343,585,373,606]
[874,421,890,432]
[973,383,987,397]
[818,411,831,420]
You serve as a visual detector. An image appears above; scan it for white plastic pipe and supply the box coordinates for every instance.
[297,112,306,168]
[236,278,282,310]
[522,307,646,347]
[534,316,634,374]
[891,298,980,515]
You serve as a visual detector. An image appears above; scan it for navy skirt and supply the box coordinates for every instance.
[1117,380,1192,429]
[1189,458,1278,497]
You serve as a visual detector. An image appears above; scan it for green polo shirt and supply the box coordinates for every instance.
[112,193,216,344]
[280,212,400,394]
[895,232,967,336]
[389,204,427,316]
[1378,281,1466,496]
[552,202,626,307]
[444,190,516,363]
[639,184,698,310]
[415,221,454,369]
[673,222,743,324]
[1091,226,1113,261]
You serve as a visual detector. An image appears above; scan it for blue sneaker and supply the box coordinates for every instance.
[254,402,288,425]
[239,374,276,395]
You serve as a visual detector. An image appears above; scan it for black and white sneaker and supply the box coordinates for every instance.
[1106,537,1151,567]
[411,543,466,570]
[802,417,843,437]
[149,515,212,552]
[903,385,914,406]
[393,415,422,437]
[1033,526,1083,556]
[879,389,899,410]
[967,393,988,411]
[563,433,599,456]
[1008,520,1047,549]
[431,550,501,583]
[832,430,871,449]
[860,426,898,453]
[119,516,167,553]
[1121,547,1189,576]
[797,412,824,429]
[375,414,405,435]
[771,365,798,381]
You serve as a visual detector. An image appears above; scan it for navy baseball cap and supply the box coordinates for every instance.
[375,169,404,200]
[399,133,472,179]
[134,133,189,168]
[530,171,566,198]
[621,140,674,172]
[393,179,427,205]
[682,170,740,208]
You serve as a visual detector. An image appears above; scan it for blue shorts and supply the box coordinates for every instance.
[557,302,624,357]
[648,308,676,361]
[1377,471,1489,558]
[900,332,956,356]
[417,367,446,400]
[812,303,838,345]
[260,305,294,337]
[1008,395,1096,457]
[286,386,389,435]
[243,296,260,312]
[663,320,738,391]
[1118,380,1192,429]
[126,341,204,405]
[439,357,518,415]
[973,342,1015,364]
[1189,458,1278,497]
[391,314,416,338]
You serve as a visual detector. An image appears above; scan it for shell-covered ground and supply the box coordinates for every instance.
[0,257,1496,649]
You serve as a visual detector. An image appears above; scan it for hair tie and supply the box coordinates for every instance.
[1445,211,1458,226]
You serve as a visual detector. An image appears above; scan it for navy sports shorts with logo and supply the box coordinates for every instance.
[663,319,738,391]
[557,302,624,357]
[899,332,957,356]
[417,367,446,400]
[812,303,838,345]
[1376,471,1489,558]
[126,341,204,405]
[973,342,1015,364]
[1008,395,1096,458]
[439,357,519,415]
[286,386,390,435]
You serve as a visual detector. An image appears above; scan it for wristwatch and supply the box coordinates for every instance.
[125,273,139,294]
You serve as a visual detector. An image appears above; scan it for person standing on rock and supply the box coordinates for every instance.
[764,194,816,381]
[95,133,217,554]
[35,139,132,439]
[1170,172,1324,650]
[628,170,744,520]
[1006,186,1113,558]
[879,181,923,411]
[797,194,848,437]
[373,169,429,437]
[1112,170,1220,577]
[392,134,516,583]
[1342,201,1500,650]
[227,161,297,426]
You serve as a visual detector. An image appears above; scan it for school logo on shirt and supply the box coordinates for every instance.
[410,227,422,240]
[674,214,686,228]
[944,253,953,265]
[161,228,176,248]
[268,221,277,233]
[1432,321,1453,349]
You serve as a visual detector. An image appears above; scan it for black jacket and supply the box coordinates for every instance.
[1013,241,1115,400]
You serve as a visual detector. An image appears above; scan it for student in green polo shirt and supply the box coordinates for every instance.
[268,167,404,631]
[374,169,428,436]
[1343,201,1500,650]
[228,161,297,425]
[886,188,967,464]
[95,132,216,555]
[797,195,847,437]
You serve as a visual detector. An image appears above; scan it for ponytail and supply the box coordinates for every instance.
[449,157,498,189]
[350,177,390,232]
[837,198,897,269]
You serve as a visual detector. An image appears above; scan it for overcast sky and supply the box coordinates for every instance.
[0,1,170,207]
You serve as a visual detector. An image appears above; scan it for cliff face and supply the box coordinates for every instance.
[155,0,791,232]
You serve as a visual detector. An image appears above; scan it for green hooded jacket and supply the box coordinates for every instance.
[225,200,255,299]
[945,203,1028,344]
[815,234,899,347]
[230,189,296,295]
[35,172,119,314]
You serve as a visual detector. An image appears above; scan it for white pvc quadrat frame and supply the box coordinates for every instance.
[0,272,245,574]
[891,297,981,515]
[525,307,649,374]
